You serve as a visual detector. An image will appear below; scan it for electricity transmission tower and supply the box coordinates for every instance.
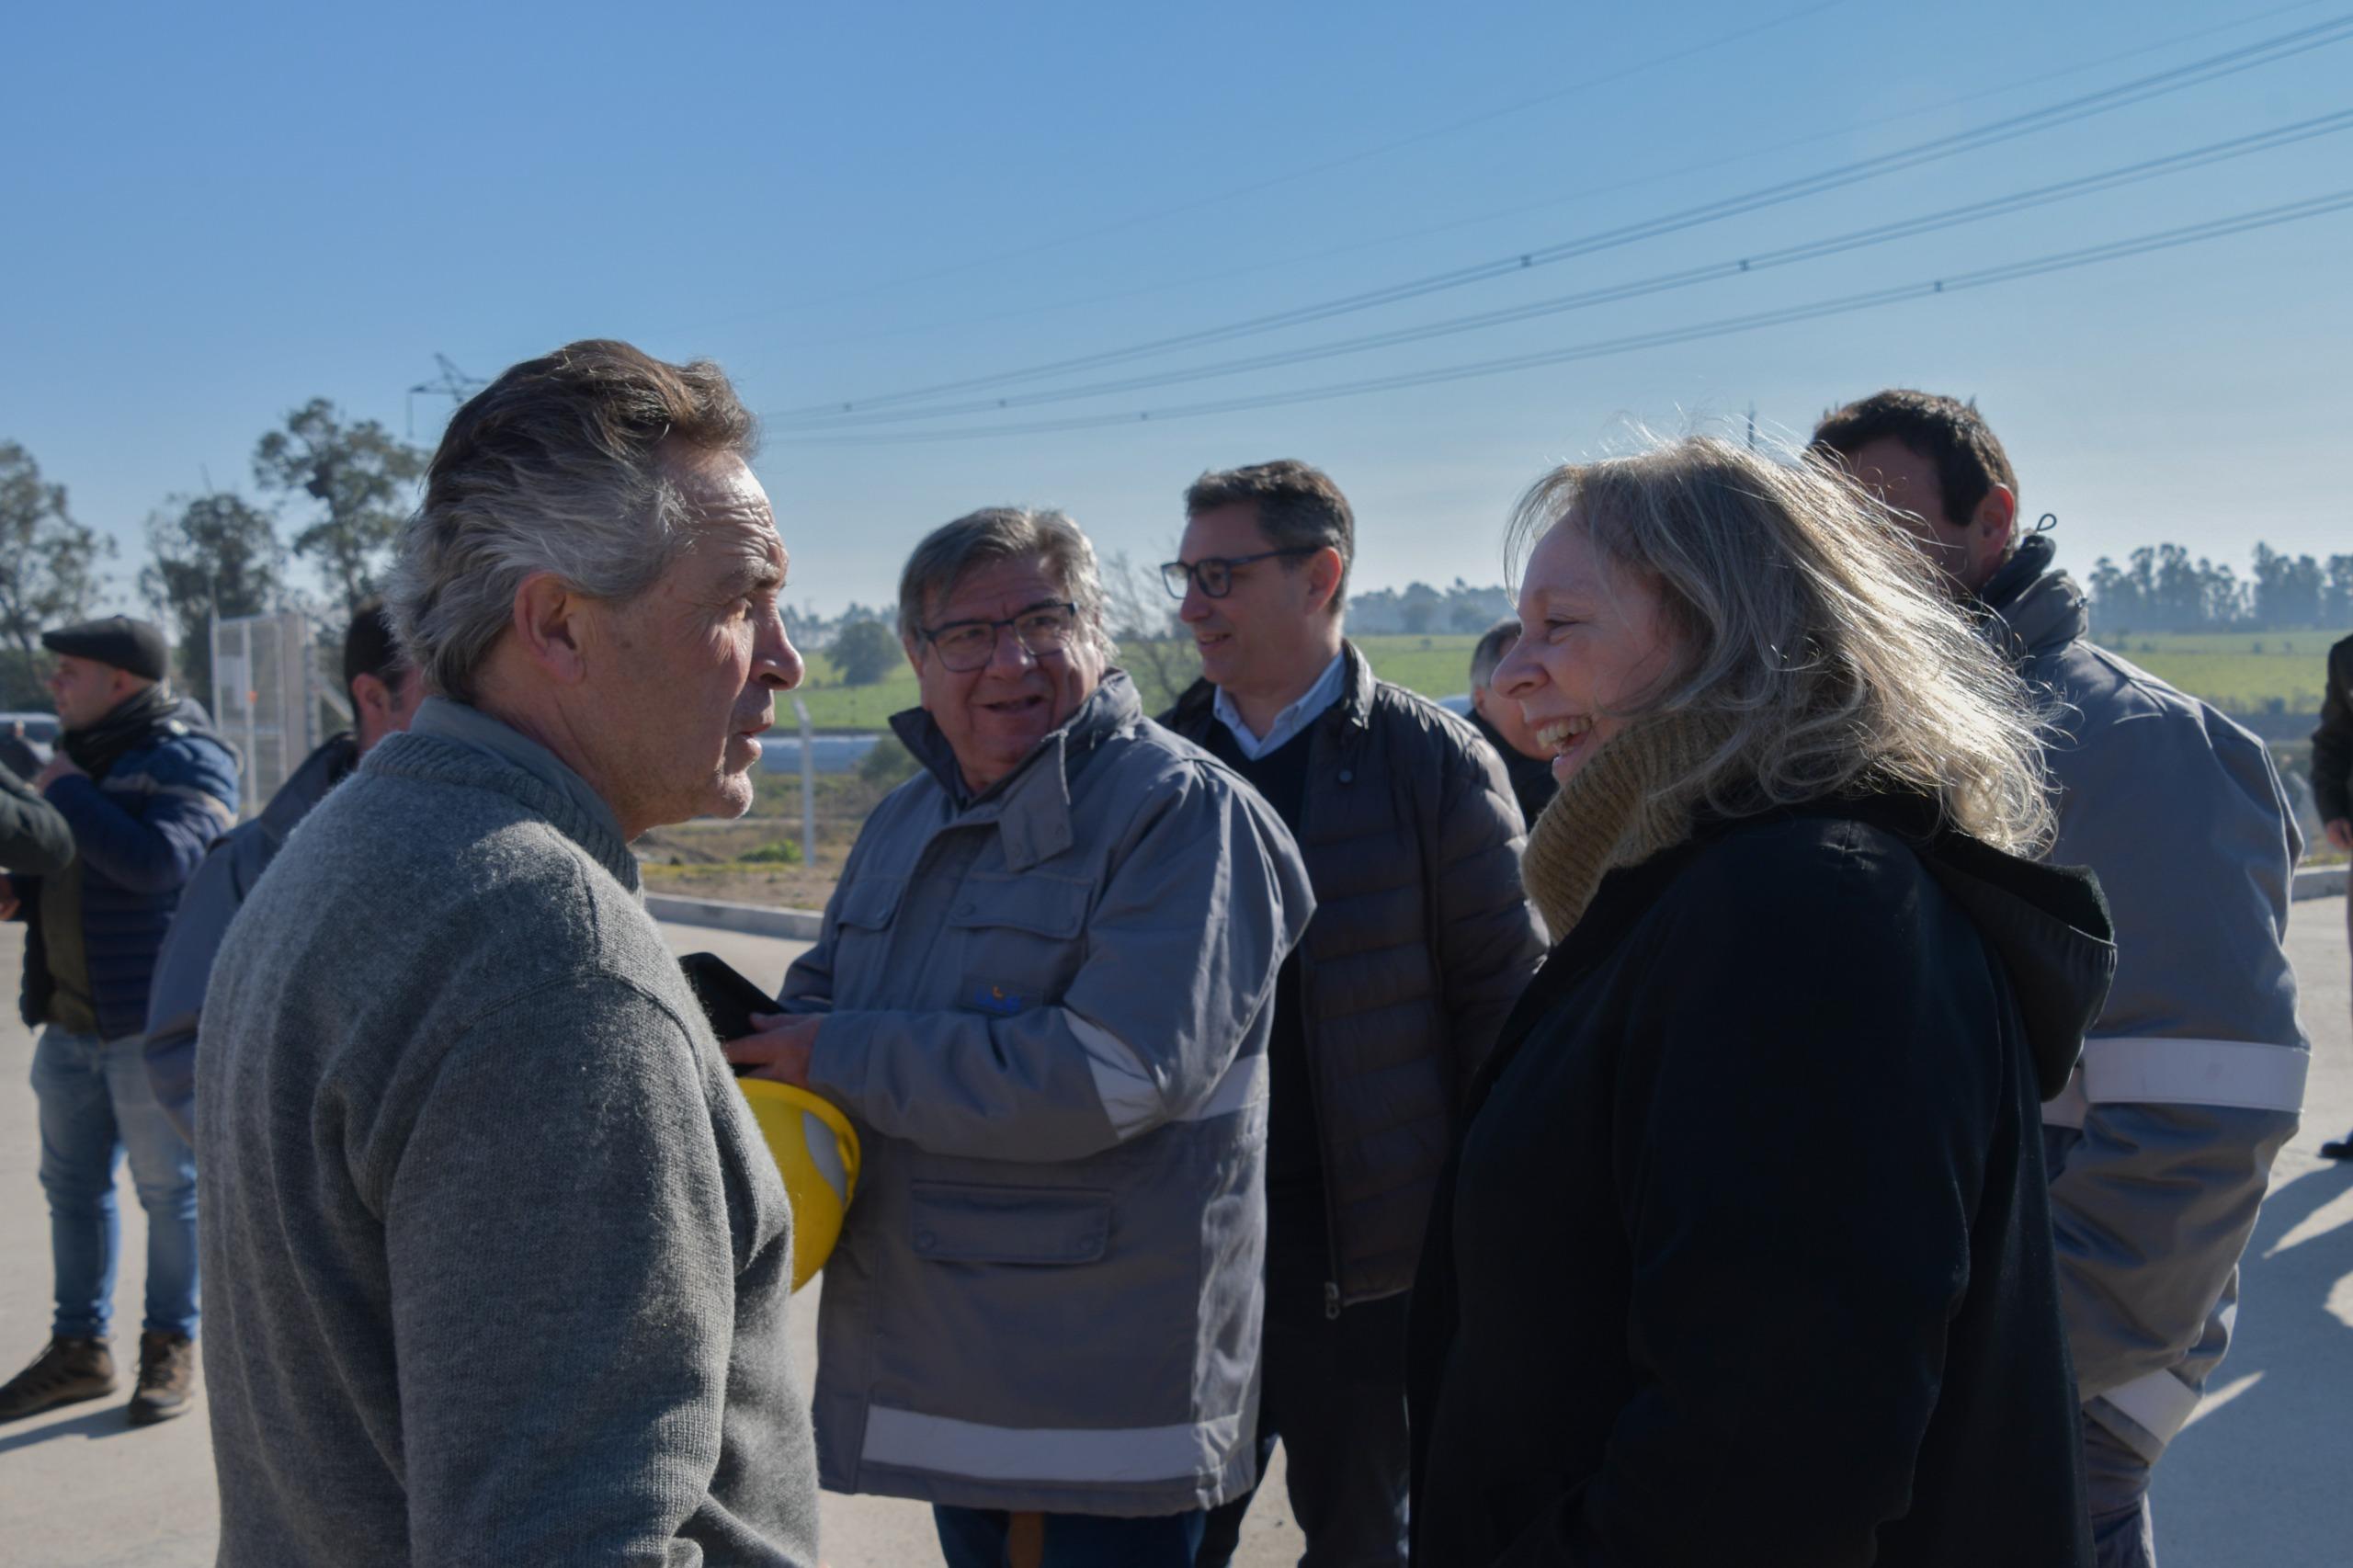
[405,354,488,438]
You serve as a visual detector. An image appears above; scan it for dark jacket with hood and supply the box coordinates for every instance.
[8,687,239,1041]
[1165,642,1547,1306]
[1406,796,2116,1567]
[145,733,356,1137]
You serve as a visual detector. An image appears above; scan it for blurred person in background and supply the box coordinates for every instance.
[194,340,820,1565]
[1817,389,2309,1568]
[0,615,238,1428]
[733,506,1312,1568]
[1410,436,2112,1566]
[1157,459,1545,1568]
[1467,615,1557,827]
[143,597,424,1141]
[2308,631,2353,1159]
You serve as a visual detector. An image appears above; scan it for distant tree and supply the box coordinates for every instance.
[2252,542,2325,628]
[142,493,283,699]
[253,399,426,610]
[831,618,903,687]
[2326,556,2353,628]
[1397,582,1443,635]
[0,442,115,682]
[1102,549,1198,712]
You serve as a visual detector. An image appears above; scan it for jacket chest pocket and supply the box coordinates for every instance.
[909,1181,1110,1266]
[943,876,1092,1015]
[830,876,907,1002]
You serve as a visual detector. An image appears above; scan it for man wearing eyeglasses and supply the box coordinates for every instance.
[728,506,1313,1568]
[1158,460,1546,1568]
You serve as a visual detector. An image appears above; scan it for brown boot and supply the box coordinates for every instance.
[0,1336,117,1422]
[128,1331,197,1426]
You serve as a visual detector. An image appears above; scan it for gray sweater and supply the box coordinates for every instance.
[194,721,820,1567]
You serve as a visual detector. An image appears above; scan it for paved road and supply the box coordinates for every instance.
[2,910,2347,1566]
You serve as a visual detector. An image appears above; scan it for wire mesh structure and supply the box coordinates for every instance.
[210,610,325,820]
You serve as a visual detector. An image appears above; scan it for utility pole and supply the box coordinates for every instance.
[1746,403,1758,451]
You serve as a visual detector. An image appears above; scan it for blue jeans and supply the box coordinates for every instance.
[2085,1418,2156,1568]
[935,1506,1205,1568]
[30,1027,200,1340]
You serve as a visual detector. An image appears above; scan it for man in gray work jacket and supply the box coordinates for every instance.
[1819,390,2309,1568]
[727,506,1313,1568]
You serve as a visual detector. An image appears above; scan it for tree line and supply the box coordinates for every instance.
[2086,543,2353,635]
[0,403,422,706]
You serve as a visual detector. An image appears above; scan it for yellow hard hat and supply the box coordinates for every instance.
[735,1079,861,1291]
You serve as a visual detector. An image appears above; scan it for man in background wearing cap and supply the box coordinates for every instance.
[143,598,422,1142]
[0,615,239,1427]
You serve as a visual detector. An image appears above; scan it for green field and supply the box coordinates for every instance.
[2095,630,2347,717]
[783,629,2346,732]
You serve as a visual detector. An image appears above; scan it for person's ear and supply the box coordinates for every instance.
[1305,547,1345,616]
[510,573,592,687]
[350,672,391,725]
[903,633,926,676]
[1975,483,2018,556]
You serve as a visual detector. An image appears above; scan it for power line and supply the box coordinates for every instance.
[771,187,2353,445]
[773,109,2353,429]
[767,11,2353,425]
[673,0,1861,332]
[763,0,2338,356]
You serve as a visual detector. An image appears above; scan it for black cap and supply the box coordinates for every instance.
[41,616,170,683]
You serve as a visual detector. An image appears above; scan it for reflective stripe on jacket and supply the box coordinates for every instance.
[784,672,1314,1516]
[1987,540,2307,1464]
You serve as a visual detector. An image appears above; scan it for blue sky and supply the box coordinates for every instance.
[4,0,2348,621]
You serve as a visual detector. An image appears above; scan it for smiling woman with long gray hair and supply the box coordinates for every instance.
[1404,435,2117,1567]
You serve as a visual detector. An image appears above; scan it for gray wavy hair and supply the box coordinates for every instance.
[1507,434,2054,854]
[387,339,757,702]
[896,506,1115,662]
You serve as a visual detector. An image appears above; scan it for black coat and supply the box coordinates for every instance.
[1164,643,1547,1303]
[2311,632,2353,824]
[1407,796,2116,1567]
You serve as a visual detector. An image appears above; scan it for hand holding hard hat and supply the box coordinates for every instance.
[680,954,861,1293]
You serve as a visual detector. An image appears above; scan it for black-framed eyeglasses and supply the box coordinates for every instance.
[1159,547,1321,600]
[919,600,1080,673]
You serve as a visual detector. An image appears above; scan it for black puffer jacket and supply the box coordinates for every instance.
[1408,796,2116,1567]
[1165,642,1546,1304]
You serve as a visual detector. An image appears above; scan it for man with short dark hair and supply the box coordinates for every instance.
[1467,616,1555,826]
[1817,389,2308,1568]
[1159,460,1545,1568]
[0,615,239,1427]
[197,340,821,1565]
[143,598,425,1143]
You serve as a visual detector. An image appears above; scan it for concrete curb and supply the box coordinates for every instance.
[652,872,2347,930]
[645,892,825,940]
[2293,865,2347,902]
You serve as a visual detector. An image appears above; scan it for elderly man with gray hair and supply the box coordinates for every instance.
[194,340,821,1566]
[726,506,1313,1568]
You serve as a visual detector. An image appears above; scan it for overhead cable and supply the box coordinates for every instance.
[771,188,2353,445]
[767,11,2353,425]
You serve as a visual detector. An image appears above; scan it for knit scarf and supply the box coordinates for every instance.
[1520,708,1738,939]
